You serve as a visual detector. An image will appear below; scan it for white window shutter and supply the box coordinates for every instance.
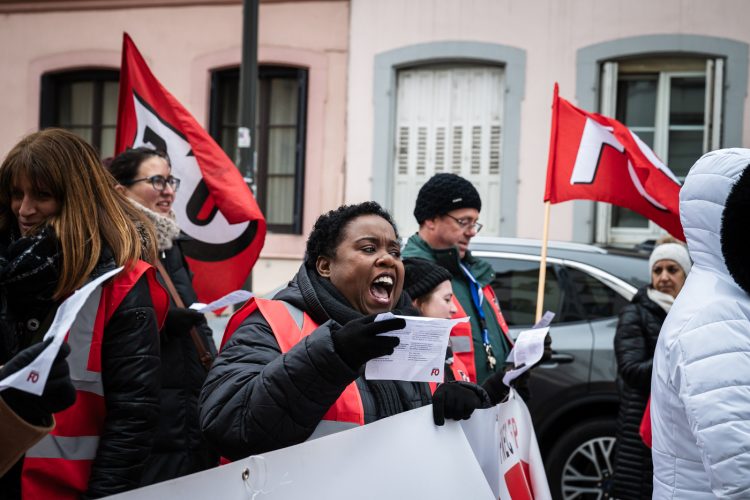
[393,66,504,237]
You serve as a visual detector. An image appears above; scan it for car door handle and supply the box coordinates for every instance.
[538,352,574,367]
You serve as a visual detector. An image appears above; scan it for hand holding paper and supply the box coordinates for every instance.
[332,315,404,370]
[0,340,76,424]
[502,327,550,387]
[365,313,469,383]
[0,266,123,396]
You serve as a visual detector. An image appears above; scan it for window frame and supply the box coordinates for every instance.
[595,58,721,246]
[372,42,526,238]
[391,64,506,238]
[209,65,308,234]
[39,68,120,154]
[574,35,749,244]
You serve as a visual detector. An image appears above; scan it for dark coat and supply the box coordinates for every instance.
[612,286,666,500]
[0,248,161,499]
[139,240,218,486]
[199,265,433,460]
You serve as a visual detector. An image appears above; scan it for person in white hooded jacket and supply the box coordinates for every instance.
[651,148,750,499]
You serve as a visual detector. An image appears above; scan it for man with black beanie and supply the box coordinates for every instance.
[402,173,512,384]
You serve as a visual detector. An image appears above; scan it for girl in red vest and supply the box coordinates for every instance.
[403,257,469,382]
[200,202,492,459]
[403,257,519,421]
[0,129,168,499]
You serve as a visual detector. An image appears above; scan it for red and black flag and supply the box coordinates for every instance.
[115,33,266,302]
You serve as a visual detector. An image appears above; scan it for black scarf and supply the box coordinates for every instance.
[0,227,62,357]
[0,227,61,315]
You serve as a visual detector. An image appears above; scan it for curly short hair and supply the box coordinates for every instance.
[304,201,399,268]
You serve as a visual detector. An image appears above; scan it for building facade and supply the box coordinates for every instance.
[1,0,749,292]
[347,0,750,247]
[0,0,349,294]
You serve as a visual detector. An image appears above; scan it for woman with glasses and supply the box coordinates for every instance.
[107,147,218,486]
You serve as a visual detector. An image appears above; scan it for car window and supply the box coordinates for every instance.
[489,259,563,327]
[565,267,630,320]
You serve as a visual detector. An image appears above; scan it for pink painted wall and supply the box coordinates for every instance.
[0,1,349,292]
[347,0,750,242]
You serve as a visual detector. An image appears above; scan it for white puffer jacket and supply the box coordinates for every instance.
[651,149,750,499]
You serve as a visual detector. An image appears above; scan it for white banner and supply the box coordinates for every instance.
[0,267,122,396]
[110,405,495,500]
[462,389,551,500]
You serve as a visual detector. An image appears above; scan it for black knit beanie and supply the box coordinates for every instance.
[403,258,453,301]
[413,173,482,224]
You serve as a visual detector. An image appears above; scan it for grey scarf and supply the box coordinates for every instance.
[128,199,180,252]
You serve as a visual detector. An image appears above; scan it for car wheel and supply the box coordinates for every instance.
[545,418,616,500]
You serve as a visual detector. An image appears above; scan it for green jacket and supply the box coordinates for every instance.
[402,233,510,383]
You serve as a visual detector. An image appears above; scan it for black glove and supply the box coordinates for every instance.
[331,315,404,370]
[0,340,76,425]
[482,368,510,405]
[164,307,204,335]
[540,333,552,364]
[482,363,534,405]
[509,369,531,401]
[432,381,488,426]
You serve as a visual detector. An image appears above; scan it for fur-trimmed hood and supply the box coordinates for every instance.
[680,148,750,293]
[128,199,180,252]
[650,148,750,499]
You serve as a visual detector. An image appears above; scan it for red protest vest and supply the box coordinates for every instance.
[22,262,168,500]
[222,297,365,432]
[640,398,652,448]
[449,284,512,383]
[447,353,471,382]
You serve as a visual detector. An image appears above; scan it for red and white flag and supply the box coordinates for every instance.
[544,84,685,241]
[115,33,266,302]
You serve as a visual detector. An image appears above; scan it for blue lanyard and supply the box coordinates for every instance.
[459,263,491,347]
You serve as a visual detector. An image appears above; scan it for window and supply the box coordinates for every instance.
[392,65,504,237]
[565,267,629,320]
[40,69,119,156]
[487,257,632,326]
[595,57,724,245]
[488,258,566,327]
[210,66,308,234]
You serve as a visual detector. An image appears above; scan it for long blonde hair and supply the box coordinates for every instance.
[0,128,156,299]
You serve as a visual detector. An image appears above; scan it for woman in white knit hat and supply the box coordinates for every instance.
[610,240,691,500]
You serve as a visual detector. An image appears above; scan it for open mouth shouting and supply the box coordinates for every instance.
[370,273,395,306]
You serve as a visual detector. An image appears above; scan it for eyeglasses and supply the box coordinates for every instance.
[123,175,181,192]
[444,213,483,233]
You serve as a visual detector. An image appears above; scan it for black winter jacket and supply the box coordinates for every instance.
[140,239,218,486]
[0,245,161,499]
[611,286,666,500]
[199,265,433,460]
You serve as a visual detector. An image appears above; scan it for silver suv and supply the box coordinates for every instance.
[469,237,650,500]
